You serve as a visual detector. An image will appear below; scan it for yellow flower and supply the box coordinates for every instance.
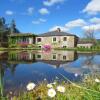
[26,82,36,91]
[48,88,56,98]
[57,86,65,93]
[47,84,53,88]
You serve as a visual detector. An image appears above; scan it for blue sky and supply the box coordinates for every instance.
[0,0,100,38]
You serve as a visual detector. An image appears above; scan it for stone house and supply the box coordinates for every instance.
[36,28,78,48]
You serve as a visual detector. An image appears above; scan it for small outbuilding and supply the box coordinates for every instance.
[77,40,94,48]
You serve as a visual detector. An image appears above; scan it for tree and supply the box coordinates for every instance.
[10,19,20,34]
[83,26,96,44]
[0,17,20,47]
[10,19,16,34]
[0,17,10,46]
[0,17,5,46]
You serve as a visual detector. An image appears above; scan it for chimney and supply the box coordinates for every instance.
[56,28,61,32]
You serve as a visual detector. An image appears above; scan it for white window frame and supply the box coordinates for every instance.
[52,54,57,60]
[52,37,57,43]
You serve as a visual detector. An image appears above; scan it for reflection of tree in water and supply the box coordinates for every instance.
[0,61,17,98]
[82,54,100,74]
[9,64,18,75]
[0,63,4,98]
[83,54,94,66]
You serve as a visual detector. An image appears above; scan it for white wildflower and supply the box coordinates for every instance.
[48,88,56,98]
[47,83,53,88]
[52,82,56,85]
[57,86,65,93]
[26,82,36,91]
[95,78,100,83]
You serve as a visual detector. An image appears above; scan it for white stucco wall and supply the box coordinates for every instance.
[77,43,93,48]
[29,38,33,44]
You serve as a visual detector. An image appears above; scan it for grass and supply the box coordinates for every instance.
[55,46,100,52]
[0,47,41,51]
[2,73,100,100]
[0,47,8,51]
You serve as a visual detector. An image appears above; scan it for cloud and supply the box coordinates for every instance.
[82,24,100,32]
[5,10,13,15]
[39,18,47,22]
[21,7,34,15]
[27,7,34,15]
[49,19,87,32]
[49,18,100,33]
[39,8,50,15]
[65,19,87,29]
[83,0,100,15]
[49,25,69,32]
[89,17,100,24]
[43,0,64,6]
[32,18,47,24]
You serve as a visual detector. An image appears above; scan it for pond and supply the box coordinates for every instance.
[0,50,100,95]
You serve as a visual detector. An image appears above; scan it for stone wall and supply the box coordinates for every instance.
[36,36,76,48]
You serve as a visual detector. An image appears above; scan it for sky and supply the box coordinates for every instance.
[0,0,100,38]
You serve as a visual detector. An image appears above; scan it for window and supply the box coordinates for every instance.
[63,37,67,41]
[37,38,41,42]
[37,55,41,58]
[63,46,67,48]
[63,56,66,60]
[53,37,56,42]
[53,54,56,60]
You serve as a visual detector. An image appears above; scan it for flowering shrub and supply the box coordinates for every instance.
[42,45,51,51]
[17,42,29,47]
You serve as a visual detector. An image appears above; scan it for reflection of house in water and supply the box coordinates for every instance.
[7,50,77,66]
[0,51,8,61]
[35,50,78,68]
[8,51,36,64]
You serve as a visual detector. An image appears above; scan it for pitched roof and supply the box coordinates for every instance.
[8,33,36,37]
[38,31,77,37]
[78,40,94,44]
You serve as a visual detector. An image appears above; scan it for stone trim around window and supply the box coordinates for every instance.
[37,37,42,43]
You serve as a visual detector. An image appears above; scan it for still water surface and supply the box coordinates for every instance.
[0,50,100,94]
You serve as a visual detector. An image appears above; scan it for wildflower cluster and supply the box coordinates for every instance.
[10,75,100,100]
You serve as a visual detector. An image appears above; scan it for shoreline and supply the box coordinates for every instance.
[0,47,100,53]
